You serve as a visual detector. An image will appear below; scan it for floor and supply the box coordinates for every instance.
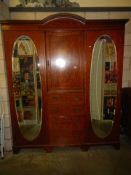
[0,135,131,175]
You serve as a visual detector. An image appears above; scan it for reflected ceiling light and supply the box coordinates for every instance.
[37,63,40,67]
[55,57,66,68]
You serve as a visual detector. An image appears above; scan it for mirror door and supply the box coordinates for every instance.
[12,35,42,141]
[90,35,117,138]
[3,30,46,146]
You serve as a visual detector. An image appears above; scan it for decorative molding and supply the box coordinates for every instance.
[9,7,131,12]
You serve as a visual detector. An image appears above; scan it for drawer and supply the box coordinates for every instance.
[49,128,86,137]
[49,134,87,145]
[48,93,85,104]
[47,104,85,115]
[48,94,65,103]
[48,114,87,131]
[48,114,72,128]
[48,114,72,129]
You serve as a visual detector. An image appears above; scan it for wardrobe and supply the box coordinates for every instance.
[1,14,127,152]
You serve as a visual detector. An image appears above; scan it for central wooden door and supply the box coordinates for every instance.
[45,31,88,145]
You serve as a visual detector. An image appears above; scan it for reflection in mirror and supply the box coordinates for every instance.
[12,36,42,141]
[90,35,117,138]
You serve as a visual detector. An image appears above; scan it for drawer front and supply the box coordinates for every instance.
[48,114,87,131]
[49,134,87,145]
[47,92,87,145]
[47,104,85,115]
[48,93,85,104]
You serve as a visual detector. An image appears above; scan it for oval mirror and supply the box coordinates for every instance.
[90,35,117,138]
[12,36,42,141]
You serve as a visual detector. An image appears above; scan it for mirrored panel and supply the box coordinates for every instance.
[12,36,42,141]
[90,35,117,138]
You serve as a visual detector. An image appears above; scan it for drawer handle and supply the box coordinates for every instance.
[52,108,59,113]
[74,97,80,101]
[73,108,80,113]
[52,96,59,100]
[59,115,65,119]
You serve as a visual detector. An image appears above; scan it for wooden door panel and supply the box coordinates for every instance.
[46,31,85,92]
[45,31,87,144]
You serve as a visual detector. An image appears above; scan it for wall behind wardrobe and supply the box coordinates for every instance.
[0,1,11,151]
[0,1,131,151]
[9,0,131,7]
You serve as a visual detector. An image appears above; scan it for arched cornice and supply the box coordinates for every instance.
[41,13,86,25]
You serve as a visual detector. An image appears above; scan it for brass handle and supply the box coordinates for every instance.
[52,108,59,113]
[53,96,59,100]
[74,97,80,101]
[73,108,80,113]
[59,115,65,119]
